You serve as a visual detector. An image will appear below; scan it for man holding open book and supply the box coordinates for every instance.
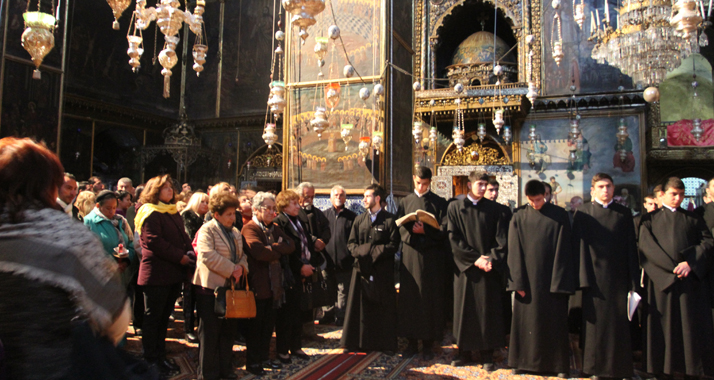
[396,166,449,360]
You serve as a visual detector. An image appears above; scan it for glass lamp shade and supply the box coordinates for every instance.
[21,12,56,80]
[311,107,329,139]
[192,44,208,76]
[341,124,353,150]
[372,132,383,154]
[106,0,133,30]
[325,83,341,110]
[127,35,144,72]
[263,123,278,148]
[359,136,371,160]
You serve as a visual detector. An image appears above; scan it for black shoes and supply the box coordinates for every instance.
[292,350,310,360]
[482,363,496,372]
[277,354,292,364]
[220,372,238,379]
[512,369,526,375]
[262,360,282,370]
[246,364,265,376]
[185,332,198,343]
[558,373,570,378]
[451,353,471,367]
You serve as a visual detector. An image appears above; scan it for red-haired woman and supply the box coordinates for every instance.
[134,174,195,376]
[0,137,129,379]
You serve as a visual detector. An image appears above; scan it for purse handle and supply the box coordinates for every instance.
[230,264,249,292]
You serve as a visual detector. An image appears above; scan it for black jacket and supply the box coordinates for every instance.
[275,213,325,287]
[324,206,357,270]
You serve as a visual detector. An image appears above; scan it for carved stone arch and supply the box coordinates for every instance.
[430,0,522,42]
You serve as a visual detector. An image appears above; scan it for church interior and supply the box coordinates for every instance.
[3,0,714,378]
[2,0,714,209]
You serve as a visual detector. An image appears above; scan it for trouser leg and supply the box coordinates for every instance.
[196,292,221,380]
[183,281,196,334]
[246,299,274,366]
[142,285,179,362]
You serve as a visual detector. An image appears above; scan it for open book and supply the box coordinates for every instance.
[395,209,440,230]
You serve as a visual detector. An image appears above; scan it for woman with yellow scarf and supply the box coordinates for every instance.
[135,174,195,377]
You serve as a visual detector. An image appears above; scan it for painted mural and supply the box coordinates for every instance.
[542,0,632,95]
[288,83,379,190]
[519,114,642,212]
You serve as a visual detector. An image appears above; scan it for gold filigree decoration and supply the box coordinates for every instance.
[253,153,283,168]
[442,143,509,166]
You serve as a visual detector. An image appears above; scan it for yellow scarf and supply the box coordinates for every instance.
[134,202,177,235]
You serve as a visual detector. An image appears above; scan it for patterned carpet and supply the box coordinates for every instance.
[123,307,652,380]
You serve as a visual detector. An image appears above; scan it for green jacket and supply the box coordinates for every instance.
[84,209,138,287]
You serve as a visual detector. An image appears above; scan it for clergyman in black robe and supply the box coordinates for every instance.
[697,177,714,325]
[639,177,714,377]
[485,178,513,336]
[508,180,575,376]
[447,171,509,370]
[572,173,639,378]
[341,185,400,354]
[396,166,449,359]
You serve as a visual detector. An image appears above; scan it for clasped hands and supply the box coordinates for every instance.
[474,255,492,272]
[674,261,691,278]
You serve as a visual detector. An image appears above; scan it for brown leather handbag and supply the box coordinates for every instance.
[214,267,256,319]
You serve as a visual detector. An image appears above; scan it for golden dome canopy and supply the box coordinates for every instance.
[451,31,516,66]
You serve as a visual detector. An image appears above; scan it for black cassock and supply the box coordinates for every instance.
[341,209,400,352]
[698,202,714,324]
[572,202,638,378]
[396,191,449,341]
[447,197,509,351]
[507,203,575,374]
[639,207,714,376]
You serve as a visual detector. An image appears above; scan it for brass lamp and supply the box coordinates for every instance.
[106,0,132,30]
[21,10,56,80]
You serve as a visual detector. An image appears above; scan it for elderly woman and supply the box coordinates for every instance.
[0,137,129,379]
[193,192,248,380]
[242,192,294,375]
[180,191,209,343]
[74,190,96,222]
[274,190,324,363]
[135,174,195,376]
[84,190,138,291]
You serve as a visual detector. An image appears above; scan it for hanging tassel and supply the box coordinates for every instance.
[163,74,171,98]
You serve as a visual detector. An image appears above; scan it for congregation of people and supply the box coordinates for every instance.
[1,136,714,380]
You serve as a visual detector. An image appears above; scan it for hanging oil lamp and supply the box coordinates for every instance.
[325,83,341,111]
[372,131,383,155]
[429,126,437,145]
[359,136,370,161]
[311,107,329,139]
[341,124,353,150]
[453,127,465,151]
[413,121,424,146]
[503,125,512,144]
[492,109,505,135]
[267,81,286,120]
[314,36,328,76]
[477,123,487,142]
[281,0,326,44]
[262,123,278,148]
[528,125,537,143]
[21,7,57,80]
[573,0,585,29]
[106,0,132,30]
[692,118,704,142]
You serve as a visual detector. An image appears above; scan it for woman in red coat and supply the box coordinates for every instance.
[135,174,195,377]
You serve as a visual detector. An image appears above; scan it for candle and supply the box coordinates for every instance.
[591,11,596,32]
[596,9,601,26]
[700,0,706,18]
[617,14,620,28]
[605,0,610,24]
[708,0,712,18]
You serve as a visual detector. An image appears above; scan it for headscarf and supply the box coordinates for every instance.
[134,202,177,235]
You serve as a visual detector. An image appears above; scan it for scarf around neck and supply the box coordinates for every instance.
[0,207,125,333]
[134,202,177,235]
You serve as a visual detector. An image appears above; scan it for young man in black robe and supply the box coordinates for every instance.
[341,184,400,355]
[572,173,639,379]
[639,177,714,379]
[447,171,509,370]
[484,177,513,337]
[508,180,575,377]
[397,166,449,360]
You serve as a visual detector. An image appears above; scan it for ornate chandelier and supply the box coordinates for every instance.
[21,0,57,80]
[589,0,704,87]
[126,0,207,98]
